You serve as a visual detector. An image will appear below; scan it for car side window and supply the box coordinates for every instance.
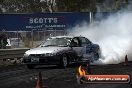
[70,38,80,47]
[85,38,91,45]
[79,37,91,46]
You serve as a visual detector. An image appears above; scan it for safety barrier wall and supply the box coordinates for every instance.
[0,48,29,66]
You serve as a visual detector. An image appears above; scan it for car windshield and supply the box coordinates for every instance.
[40,38,71,47]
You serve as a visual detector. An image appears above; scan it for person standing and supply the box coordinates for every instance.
[0,33,8,49]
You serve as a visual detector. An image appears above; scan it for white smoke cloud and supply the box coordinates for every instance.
[68,11,132,64]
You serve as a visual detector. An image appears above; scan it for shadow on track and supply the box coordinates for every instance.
[29,63,81,69]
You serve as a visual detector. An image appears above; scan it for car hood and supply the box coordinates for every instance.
[25,46,70,54]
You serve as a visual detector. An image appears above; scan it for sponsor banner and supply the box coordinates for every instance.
[0,13,89,31]
[80,75,130,83]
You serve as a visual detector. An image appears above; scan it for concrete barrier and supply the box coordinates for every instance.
[0,48,29,65]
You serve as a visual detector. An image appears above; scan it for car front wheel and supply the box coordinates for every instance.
[60,54,69,68]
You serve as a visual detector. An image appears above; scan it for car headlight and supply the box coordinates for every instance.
[45,53,56,56]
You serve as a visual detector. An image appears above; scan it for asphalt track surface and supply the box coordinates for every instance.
[0,63,132,88]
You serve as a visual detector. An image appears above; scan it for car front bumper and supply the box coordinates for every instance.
[23,54,61,65]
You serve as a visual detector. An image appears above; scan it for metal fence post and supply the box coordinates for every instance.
[31,30,34,48]
[17,30,19,48]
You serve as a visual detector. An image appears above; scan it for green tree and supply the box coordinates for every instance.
[0,0,129,13]
[56,0,106,12]
[0,0,42,13]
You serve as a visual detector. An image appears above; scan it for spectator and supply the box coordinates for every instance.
[0,33,8,49]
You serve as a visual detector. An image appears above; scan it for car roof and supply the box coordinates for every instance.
[50,35,86,39]
[50,36,74,39]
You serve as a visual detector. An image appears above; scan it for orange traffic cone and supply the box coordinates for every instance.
[124,55,128,66]
[36,72,43,88]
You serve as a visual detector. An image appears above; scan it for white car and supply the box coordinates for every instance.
[23,36,101,69]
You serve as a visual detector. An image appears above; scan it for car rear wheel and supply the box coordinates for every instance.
[27,64,35,69]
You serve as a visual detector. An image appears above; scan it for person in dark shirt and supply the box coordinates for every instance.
[0,33,8,49]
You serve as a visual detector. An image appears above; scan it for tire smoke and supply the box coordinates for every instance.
[68,11,132,64]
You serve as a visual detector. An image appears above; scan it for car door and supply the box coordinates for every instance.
[70,37,83,58]
[79,37,92,60]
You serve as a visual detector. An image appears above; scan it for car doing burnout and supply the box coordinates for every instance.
[23,36,101,68]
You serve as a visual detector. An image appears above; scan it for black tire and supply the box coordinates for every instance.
[94,53,100,60]
[93,47,101,61]
[27,64,35,69]
[60,54,69,68]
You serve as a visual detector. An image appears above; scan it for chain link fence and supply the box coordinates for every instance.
[4,30,66,49]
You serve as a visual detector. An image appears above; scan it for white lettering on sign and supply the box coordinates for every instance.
[26,24,65,29]
[29,18,58,24]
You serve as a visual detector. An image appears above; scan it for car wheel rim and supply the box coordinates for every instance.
[63,56,67,67]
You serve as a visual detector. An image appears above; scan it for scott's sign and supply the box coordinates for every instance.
[0,13,89,31]
[26,17,66,30]
[29,17,58,24]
